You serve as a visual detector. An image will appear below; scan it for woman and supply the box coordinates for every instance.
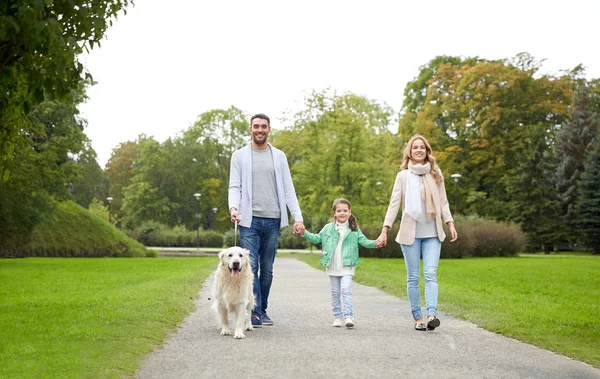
[376,135,457,331]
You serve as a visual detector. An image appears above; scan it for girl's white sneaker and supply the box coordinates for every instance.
[344,317,354,327]
[332,318,342,327]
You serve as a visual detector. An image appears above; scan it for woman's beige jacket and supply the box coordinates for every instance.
[383,169,453,245]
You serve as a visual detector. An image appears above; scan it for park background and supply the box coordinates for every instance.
[1,0,599,378]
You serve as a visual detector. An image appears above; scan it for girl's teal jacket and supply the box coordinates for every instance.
[302,222,377,267]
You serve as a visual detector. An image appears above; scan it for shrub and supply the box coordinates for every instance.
[359,225,403,258]
[134,221,164,246]
[355,216,525,259]
[223,229,236,247]
[131,222,223,248]
[200,230,224,248]
[87,198,109,223]
[442,215,525,258]
[278,234,307,249]
[224,225,308,249]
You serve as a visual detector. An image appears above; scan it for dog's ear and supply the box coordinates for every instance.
[242,248,250,260]
[218,249,227,262]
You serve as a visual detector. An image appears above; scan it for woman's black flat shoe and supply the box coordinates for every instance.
[415,322,427,331]
[427,317,440,330]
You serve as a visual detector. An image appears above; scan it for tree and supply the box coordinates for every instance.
[104,135,149,222]
[112,107,249,231]
[575,137,600,254]
[1,0,132,178]
[506,124,565,252]
[0,88,88,252]
[120,138,177,229]
[401,55,482,115]
[555,83,599,230]
[71,141,108,209]
[399,53,572,221]
[272,90,397,229]
[173,107,249,229]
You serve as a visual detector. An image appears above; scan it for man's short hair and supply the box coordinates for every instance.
[250,113,270,126]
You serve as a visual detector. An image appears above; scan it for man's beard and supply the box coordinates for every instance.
[252,134,267,145]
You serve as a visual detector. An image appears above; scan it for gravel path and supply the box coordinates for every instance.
[135,258,600,379]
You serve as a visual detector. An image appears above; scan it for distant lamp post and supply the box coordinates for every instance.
[212,208,218,230]
[194,193,201,249]
[106,197,113,222]
[450,174,462,215]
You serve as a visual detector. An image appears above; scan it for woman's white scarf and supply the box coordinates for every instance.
[405,162,438,222]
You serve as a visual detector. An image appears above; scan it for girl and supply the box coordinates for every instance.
[377,135,458,331]
[302,198,382,328]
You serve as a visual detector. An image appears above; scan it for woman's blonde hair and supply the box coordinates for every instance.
[402,134,443,184]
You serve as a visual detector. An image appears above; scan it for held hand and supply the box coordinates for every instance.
[293,221,305,235]
[448,223,458,242]
[376,231,388,247]
[230,209,241,224]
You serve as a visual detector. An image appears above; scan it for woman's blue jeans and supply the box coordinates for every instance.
[400,237,441,320]
[240,217,280,317]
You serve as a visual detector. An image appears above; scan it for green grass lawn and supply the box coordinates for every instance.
[0,257,217,379]
[298,254,600,367]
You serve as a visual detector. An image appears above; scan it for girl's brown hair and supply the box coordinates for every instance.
[332,198,358,231]
[401,134,443,184]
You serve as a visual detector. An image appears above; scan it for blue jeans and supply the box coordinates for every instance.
[240,217,280,317]
[330,275,354,318]
[401,238,441,320]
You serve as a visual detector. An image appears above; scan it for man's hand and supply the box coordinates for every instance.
[293,221,305,235]
[230,208,241,224]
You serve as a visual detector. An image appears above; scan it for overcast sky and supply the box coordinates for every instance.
[78,0,600,168]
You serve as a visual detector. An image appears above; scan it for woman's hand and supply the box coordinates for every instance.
[376,228,388,247]
[448,222,458,242]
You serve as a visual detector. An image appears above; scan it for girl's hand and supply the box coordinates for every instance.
[448,222,458,242]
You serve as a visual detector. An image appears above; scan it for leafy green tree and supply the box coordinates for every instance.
[272,90,397,229]
[121,138,177,229]
[401,55,482,115]
[575,137,600,254]
[71,141,108,208]
[0,89,87,252]
[399,53,572,221]
[104,135,149,222]
[114,107,249,231]
[169,107,249,230]
[0,0,132,178]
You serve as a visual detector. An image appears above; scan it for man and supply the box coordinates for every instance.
[228,113,305,327]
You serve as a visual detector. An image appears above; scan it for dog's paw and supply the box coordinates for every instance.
[220,328,231,336]
[233,331,246,339]
[246,324,254,331]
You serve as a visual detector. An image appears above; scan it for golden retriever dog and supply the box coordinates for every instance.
[212,246,255,339]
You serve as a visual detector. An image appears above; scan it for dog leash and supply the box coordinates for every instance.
[234,220,238,247]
